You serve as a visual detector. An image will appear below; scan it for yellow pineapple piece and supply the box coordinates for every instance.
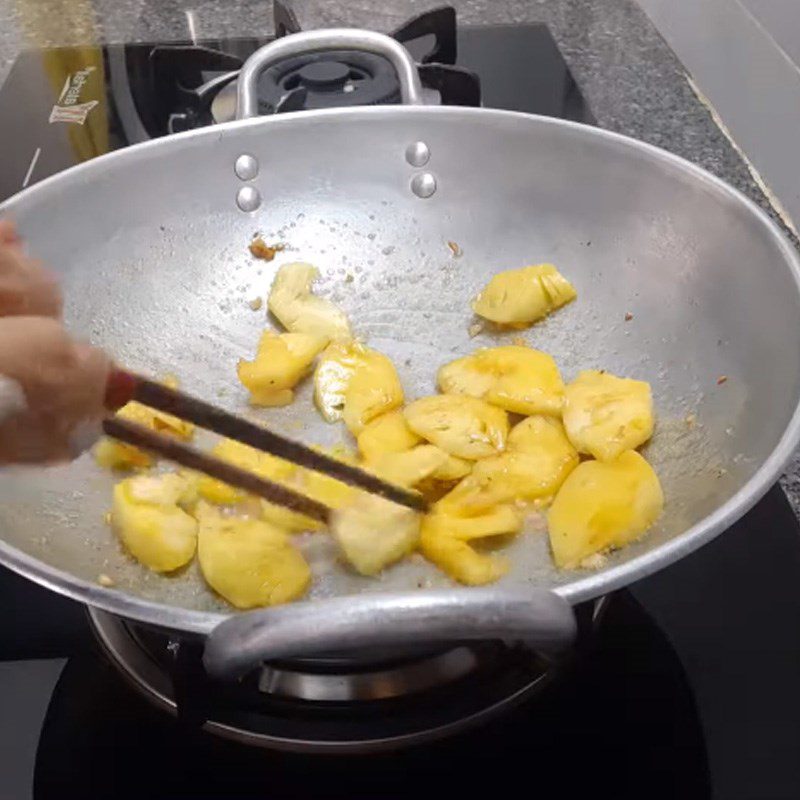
[125,472,195,506]
[423,505,522,541]
[437,416,578,515]
[94,437,152,471]
[245,389,294,407]
[288,445,358,511]
[313,341,361,422]
[342,352,405,436]
[260,500,322,533]
[562,370,654,461]
[300,471,355,510]
[268,262,352,340]
[94,376,194,470]
[507,415,573,454]
[197,504,311,608]
[547,450,664,568]
[111,474,197,572]
[357,410,422,462]
[367,444,448,488]
[420,525,508,585]
[431,454,473,482]
[403,395,508,460]
[196,439,295,505]
[472,263,576,326]
[237,330,328,407]
[326,443,358,464]
[314,341,404,434]
[438,345,564,416]
[330,494,421,576]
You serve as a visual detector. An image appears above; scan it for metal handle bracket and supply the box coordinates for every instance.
[204,588,577,680]
[235,28,425,119]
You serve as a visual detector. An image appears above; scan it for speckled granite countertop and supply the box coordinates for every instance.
[1,0,799,509]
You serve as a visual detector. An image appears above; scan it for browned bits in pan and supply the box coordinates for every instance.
[624,311,634,321]
[447,240,462,257]
[249,237,284,261]
[717,375,728,385]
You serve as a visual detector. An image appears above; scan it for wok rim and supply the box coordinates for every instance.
[1,104,799,632]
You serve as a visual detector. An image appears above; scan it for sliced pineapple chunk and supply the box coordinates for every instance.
[436,416,578,515]
[438,345,564,416]
[548,450,664,568]
[472,263,576,326]
[404,395,508,460]
[357,409,422,463]
[237,330,328,407]
[125,472,195,507]
[420,525,508,585]
[94,437,152,471]
[367,444,448,488]
[197,504,311,608]
[94,376,194,470]
[562,370,654,461]
[111,474,197,572]
[314,341,362,422]
[291,445,358,511]
[331,494,421,576]
[431,454,473,482]
[342,352,405,436]
[314,341,404,434]
[507,415,573,454]
[260,500,322,533]
[268,262,351,340]
[423,505,522,541]
[196,438,295,506]
[246,389,295,407]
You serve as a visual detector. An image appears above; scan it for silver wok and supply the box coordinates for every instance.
[1,29,799,677]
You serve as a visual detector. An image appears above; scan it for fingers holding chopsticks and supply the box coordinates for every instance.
[0,222,111,464]
[0,221,62,319]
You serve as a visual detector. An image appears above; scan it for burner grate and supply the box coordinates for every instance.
[121,2,480,137]
[90,606,560,753]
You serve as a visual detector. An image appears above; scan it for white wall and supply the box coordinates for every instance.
[638,0,800,233]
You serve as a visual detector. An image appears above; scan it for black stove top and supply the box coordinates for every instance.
[1,5,800,798]
[30,591,708,799]
[0,4,592,201]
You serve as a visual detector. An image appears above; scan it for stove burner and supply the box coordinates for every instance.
[116,2,481,139]
[89,606,568,753]
[299,60,350,88]
[211,50,404,123]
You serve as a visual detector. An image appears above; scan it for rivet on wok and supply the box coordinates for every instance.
[236,186,262,212]
[410,172,437,199]
[234,154,259,180]
[405,141,430,167]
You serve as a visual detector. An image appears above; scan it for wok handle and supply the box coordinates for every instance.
[236,29,425,119]
[203,588,577,680]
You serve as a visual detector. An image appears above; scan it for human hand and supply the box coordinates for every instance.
[0,221,62,318]
[0,316,110,464]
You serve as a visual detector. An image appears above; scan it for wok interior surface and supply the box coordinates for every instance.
[1,107,799,620]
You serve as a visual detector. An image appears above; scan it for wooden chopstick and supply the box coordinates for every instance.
[104,417,331,523]
[113,371,428,513]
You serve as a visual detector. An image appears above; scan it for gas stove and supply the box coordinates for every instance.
[3,3,800,797]
[0,2,592,201]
